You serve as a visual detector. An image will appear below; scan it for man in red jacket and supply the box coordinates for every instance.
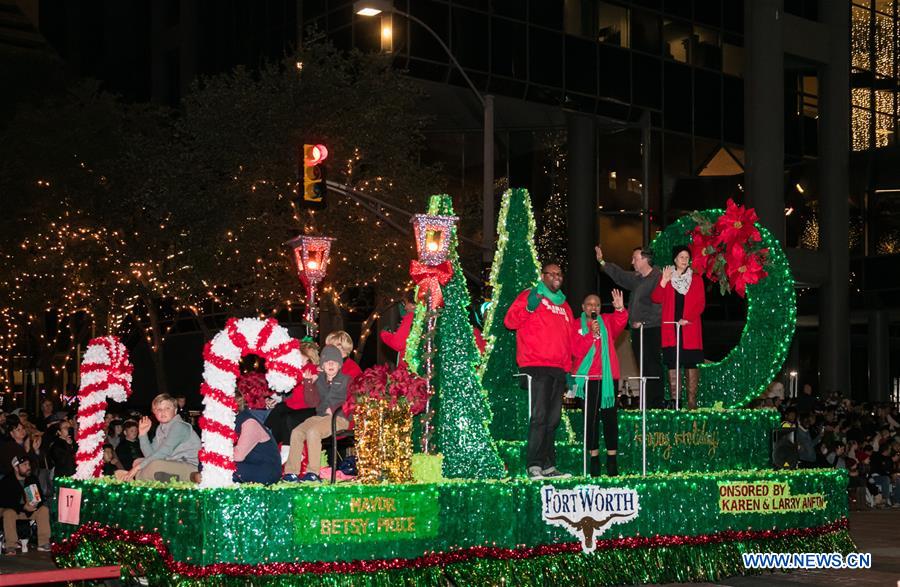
[504,263,575,479]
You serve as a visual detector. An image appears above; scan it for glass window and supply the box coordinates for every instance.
[530,0,564,29]
[723,0,743,32]
[692,25,721,69]
[799,75,818,118]
[694,69,721,138]
[853,106,873,150]
[693,0,722,27]
[565,36,597,94]
[529,28,564,87]
[491,19,528,79]
[631,8,661,54]
[664,0,691,19]
[409,0,451,63]
[598,2,629,47]
[852,5,872,71]
[723,76,744,144]
[874,12,894,77]
[664,62,692,132]
[874,0,895,14]
[723,41,743,77]
[493,0,527,19]
[452,8,488,70]
[662,19,691,63]
[632,53,662,109]
[564,0,598,37]
[598,44,631,102]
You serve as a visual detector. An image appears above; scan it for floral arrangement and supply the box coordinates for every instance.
[689,199,769,297]
[344,364,428,416]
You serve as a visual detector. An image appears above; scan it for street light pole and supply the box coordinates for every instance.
[355,2,495,263]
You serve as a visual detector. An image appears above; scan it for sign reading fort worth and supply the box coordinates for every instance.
[541,485,640,553]
[293,485,439,545]
[717,481,826,514]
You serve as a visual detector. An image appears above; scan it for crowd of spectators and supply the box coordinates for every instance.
[756,382,900,509]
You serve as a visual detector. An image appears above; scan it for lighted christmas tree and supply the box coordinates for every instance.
[406,194,505,479]
[480,188,541,441]
[536,137,568,269]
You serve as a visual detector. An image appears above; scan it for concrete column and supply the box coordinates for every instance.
[818,0,851,395]
[744,0,785,241]
[566,112,597,307]
[868,309,890,402]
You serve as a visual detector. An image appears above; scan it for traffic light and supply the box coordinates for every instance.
[298,144,328,208]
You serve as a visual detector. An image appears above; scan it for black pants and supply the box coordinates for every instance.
[520,367,566,469]
[631,326,664,408]
[584,380,619,452]
[264,403,316,445]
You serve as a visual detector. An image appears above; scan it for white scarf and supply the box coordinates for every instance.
[671,268,693,295]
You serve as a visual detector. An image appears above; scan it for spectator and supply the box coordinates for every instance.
[34,400,60,432]
[102,445,123,476]
[0,417,39,478]
[175,395,191,423]
[0,412,10,442]
[106,420,125,449]
[826,441,848,469]
[796,415,822,468]
[117,394,201,483]
[796,383,816,417]
[0,456,50,553]
[869,444,899,507]
[115,421,143,471]
[47,420,77,478]
[766,381,785,401]
[380,292,416,366]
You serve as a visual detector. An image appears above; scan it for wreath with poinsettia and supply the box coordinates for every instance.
[651,201,796,408]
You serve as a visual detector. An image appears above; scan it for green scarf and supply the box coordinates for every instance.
[574,313,615,409]
[535,281,566,305]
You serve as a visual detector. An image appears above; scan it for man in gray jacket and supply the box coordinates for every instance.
[595,245,664,408]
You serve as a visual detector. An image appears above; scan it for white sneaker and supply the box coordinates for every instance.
[542,467,572,479]
[527,466,545,480]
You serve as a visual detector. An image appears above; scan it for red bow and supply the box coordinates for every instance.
[409,260,453,308]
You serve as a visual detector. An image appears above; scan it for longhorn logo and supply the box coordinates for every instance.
[541,486,640,553]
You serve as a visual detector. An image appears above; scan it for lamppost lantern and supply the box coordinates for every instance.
[411,214,458,266]
[285,235,335,338]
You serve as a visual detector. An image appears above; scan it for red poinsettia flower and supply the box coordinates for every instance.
[236,372,272,409]
[726,245,768,297]
[689,226,717,275]
[715,199,762,247]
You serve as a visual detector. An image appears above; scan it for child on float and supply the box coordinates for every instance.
[264,342,319,445]
[324,330,363,380]
[282,345,351,482]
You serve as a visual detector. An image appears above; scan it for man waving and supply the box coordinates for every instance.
[504,263,575,479]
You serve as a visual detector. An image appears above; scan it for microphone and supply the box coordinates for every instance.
[590,312,599,338]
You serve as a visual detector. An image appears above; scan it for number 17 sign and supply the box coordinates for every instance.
[58,487,82,525]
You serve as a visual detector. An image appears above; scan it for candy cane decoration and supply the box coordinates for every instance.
[74,336,133,479]
[199,318,304,487]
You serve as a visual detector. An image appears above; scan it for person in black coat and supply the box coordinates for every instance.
[47,420,76,478]
[0,457,51,553]
[115,420,143,471]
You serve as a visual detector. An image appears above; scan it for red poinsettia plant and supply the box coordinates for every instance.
[689,199,769,297]
[343,364,428,416]
[236,372,273,409]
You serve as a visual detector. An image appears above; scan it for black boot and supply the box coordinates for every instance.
[606,455,618,477]
[590,455,601,477]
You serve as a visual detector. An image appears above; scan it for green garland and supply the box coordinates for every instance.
[650,212,796,408]
[55,527,853,586]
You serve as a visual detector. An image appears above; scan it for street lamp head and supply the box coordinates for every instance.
[285,235,335,286]
[354,0,392,16]
[412,214,458,266]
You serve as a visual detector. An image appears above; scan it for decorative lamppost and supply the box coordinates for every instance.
[286,235,335,339]
[409,213,457,453]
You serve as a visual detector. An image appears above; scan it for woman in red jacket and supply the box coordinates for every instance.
[651,246,705,409]
[571,290,628,476]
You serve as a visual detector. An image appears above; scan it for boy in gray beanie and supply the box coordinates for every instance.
[283,345,351,481]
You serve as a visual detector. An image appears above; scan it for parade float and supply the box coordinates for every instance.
[51,193,851,585]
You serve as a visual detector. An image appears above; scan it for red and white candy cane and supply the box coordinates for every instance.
[74,336,133,479]
[199,318,304,487]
